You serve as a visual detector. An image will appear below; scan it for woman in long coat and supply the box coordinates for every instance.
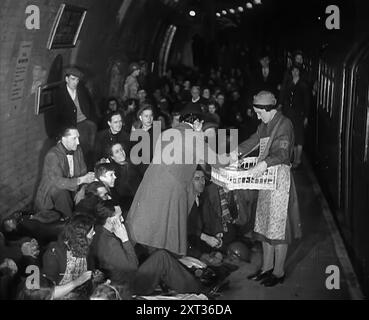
[238,91,301,286]
[125,108,208,256]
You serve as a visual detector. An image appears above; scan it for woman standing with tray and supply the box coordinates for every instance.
[238,91,301,287]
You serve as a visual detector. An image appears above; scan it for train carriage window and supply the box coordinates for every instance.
[319,61,324,106]
[318,61,336,118]
[364,86,369,163]
[318,62,321,105]
[330,69,336,118]
[320,62,325,109]
[318,60,323,106]
[317,61,320,104]
[326,71,330,113]
[327,69,332,116]
[323,64,329,112]
[324,64,329,111]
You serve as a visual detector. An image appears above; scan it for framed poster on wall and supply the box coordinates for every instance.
[35,82,62,114]
[47,4,87,50]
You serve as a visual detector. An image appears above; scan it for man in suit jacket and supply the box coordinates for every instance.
[187,168,222,258]
[188,169,257,257]
[35,127,96,218]
[55,67,97,169]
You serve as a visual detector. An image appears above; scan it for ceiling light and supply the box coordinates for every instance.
[238,6,244,12]
[216,12,221,17]
[189,10,196,17]
[246,2,253,9]
[222,10,227,15]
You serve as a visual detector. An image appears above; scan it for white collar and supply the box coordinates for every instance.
[67,85,76,100]
[192,97,200,103]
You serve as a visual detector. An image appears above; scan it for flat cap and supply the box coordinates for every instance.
[64,67,84,79]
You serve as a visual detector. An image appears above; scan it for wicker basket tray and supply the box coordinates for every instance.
[211,157,278,190]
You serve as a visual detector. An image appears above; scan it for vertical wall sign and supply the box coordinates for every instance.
[9,41,33,113]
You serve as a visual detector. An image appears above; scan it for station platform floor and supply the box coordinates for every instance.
[217,159,364,300]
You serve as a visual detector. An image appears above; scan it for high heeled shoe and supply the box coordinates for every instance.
[261,274,285,287]
[247,269,273,281]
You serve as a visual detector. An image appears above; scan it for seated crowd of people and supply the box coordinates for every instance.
[0,51,312,300]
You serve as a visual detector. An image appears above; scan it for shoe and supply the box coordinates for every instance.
[247,269,273,281]
[261,274,285,287]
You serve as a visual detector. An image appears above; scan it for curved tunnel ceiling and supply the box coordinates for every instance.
[159,0,359,59]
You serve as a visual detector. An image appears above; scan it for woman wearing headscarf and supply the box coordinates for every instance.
[238,91,301,286]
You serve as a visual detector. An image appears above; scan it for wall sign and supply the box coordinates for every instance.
[35,81,62,115]
[9,41,33,113]
[47,3,87,50]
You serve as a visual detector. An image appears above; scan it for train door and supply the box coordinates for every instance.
[348,49,369,291]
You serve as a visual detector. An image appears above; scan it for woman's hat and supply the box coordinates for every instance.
[128,62,140,75]
[253,91,277,107]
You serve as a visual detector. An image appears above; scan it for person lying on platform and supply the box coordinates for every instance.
[0,256,18,299]
[1,210,65,246]
[88,200,205,296]
[1,224,41,271]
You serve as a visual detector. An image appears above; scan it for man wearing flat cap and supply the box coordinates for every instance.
[122,62,140,101]
[55,67,98,169]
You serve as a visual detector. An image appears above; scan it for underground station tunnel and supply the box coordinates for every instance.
[0,0,368,302]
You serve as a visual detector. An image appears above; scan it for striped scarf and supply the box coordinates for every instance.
[218,187,239,232]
